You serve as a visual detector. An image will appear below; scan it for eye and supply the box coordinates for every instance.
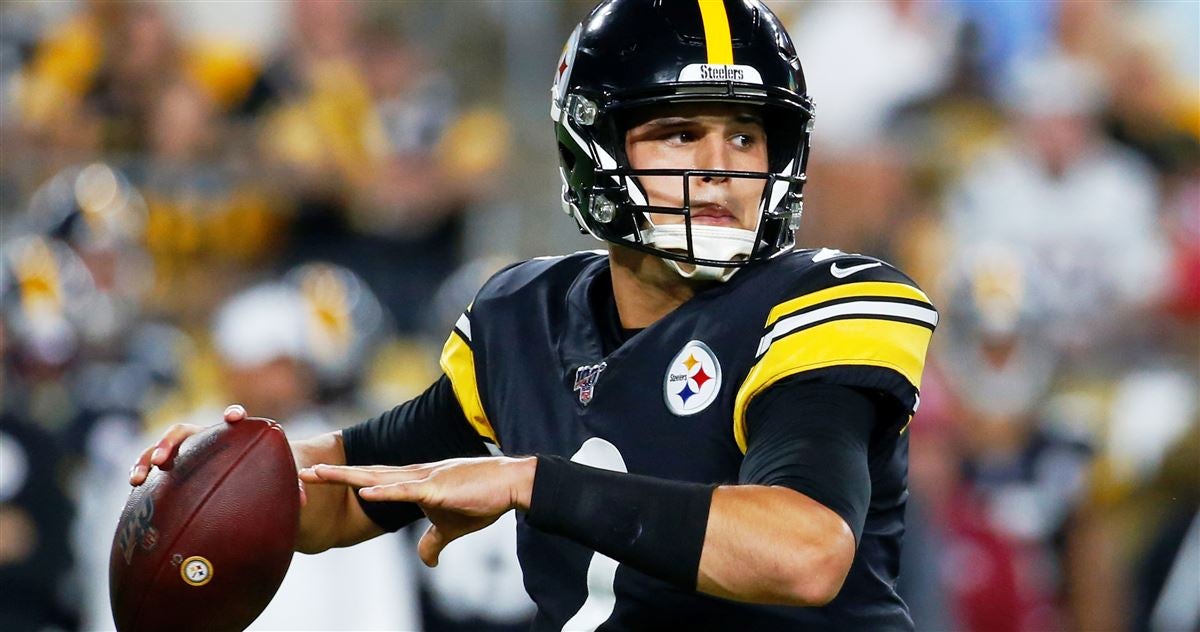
[665,130,696,144]
[731,133,757,148]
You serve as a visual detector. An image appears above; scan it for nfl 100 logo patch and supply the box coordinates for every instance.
[573,362,607,405]
[664,340,722,416]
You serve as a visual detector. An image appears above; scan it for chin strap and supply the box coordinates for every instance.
[643,223,757,283]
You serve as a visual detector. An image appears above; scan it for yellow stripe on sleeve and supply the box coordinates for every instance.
[764,281,932,328]
[732,317,933,453]
[697,0,734,65]
[439,331,499,446]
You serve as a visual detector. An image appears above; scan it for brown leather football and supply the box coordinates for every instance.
[109,418,300,632]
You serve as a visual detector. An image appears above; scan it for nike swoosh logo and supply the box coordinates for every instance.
[830,261,882,278]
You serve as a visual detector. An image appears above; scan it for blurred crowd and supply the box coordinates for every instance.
[0,1,1196,631]
[773,2,1199,630]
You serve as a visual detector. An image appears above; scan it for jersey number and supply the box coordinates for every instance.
[561,437,627,631]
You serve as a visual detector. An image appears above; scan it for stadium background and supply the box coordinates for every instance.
[0,1,1196,630]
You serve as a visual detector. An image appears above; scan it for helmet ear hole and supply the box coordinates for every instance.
[557,142,578,173]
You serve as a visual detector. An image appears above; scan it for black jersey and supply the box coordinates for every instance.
[435,248,936,630]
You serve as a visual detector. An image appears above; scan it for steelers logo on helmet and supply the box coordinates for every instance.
[550,23,582,120]
[664,340,722,416]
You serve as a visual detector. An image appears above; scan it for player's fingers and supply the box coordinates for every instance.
[297,467,324,484]
[223,404,246,424]
[150,424,202,466]
[418,524,446,567]
[349,463,431,472]
[358,480,427,504]
[131,422,200,485]
[303,464,428,487]
[300,464,380,486]
[298,479,308,507]
[129,444,157,485]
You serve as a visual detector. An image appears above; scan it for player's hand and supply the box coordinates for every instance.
[129,404,309,505]
[299,456,537,566]
[128,404,246,486]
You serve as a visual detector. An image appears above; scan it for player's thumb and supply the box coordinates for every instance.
[223,404,247,424]
[419,524,447,568]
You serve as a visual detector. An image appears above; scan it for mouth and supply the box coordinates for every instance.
[687,203,738,227]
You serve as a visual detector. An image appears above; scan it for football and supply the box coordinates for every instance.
[109,418,300,632]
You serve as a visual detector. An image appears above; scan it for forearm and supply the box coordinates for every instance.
[292,431,384,553]
[523,457,854,607]
[697,485,854,606]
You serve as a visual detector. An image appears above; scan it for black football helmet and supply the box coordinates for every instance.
[552,0,815,280]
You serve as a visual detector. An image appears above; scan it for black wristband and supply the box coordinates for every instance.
[525,454,715,590]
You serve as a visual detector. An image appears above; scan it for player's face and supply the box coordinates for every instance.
[624,103,768,230]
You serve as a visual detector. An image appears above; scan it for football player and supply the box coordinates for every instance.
[131,1,937,628]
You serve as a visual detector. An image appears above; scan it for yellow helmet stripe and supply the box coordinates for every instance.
[697,0,734,65]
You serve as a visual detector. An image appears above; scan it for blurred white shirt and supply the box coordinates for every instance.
[789,1,955,153]
[945,139,1168,343]
[249,413,421,631]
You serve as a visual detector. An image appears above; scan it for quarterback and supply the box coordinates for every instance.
[132,1,936,629]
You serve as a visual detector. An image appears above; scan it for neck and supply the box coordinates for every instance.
[608,246,700,329]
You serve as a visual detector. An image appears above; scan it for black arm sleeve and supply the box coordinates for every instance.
[525,456,714,589]
[739,380,877,543]
[342,374,491,531]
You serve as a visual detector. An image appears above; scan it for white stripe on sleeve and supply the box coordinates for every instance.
[756,300,938,356]
[456,312,472,342]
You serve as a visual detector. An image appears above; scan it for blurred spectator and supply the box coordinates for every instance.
[85,5,181,154]
[137,75,289,328]
[209,284,315,420]
[12,1,108,141]
[788,0,956,154]
[946,0,1056,94]
[0,410,79,632]
[785,1,958,260]
[15,2,254,154]
[255,2,508,333]
[253,0,371,192]
[352,29,460,236]
[1081,363,1199,632]
[0,236,93,631]
[1163,181,1200,321]
[283,262,392,410]
[21,163,154,351]
[1049,2,1200,189]
[886,20,1009,289]
[1,235,97,432]
[891,19,1007,191]
[903,250,1100,631]
[944,51,1169,351]
[1131,423,1200,632]
[206,280,422,631]
[1095,22,1200,179]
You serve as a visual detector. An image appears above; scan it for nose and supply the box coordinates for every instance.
[693,134,731,185]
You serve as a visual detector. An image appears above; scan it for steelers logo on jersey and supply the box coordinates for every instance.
[664,340,722,416]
